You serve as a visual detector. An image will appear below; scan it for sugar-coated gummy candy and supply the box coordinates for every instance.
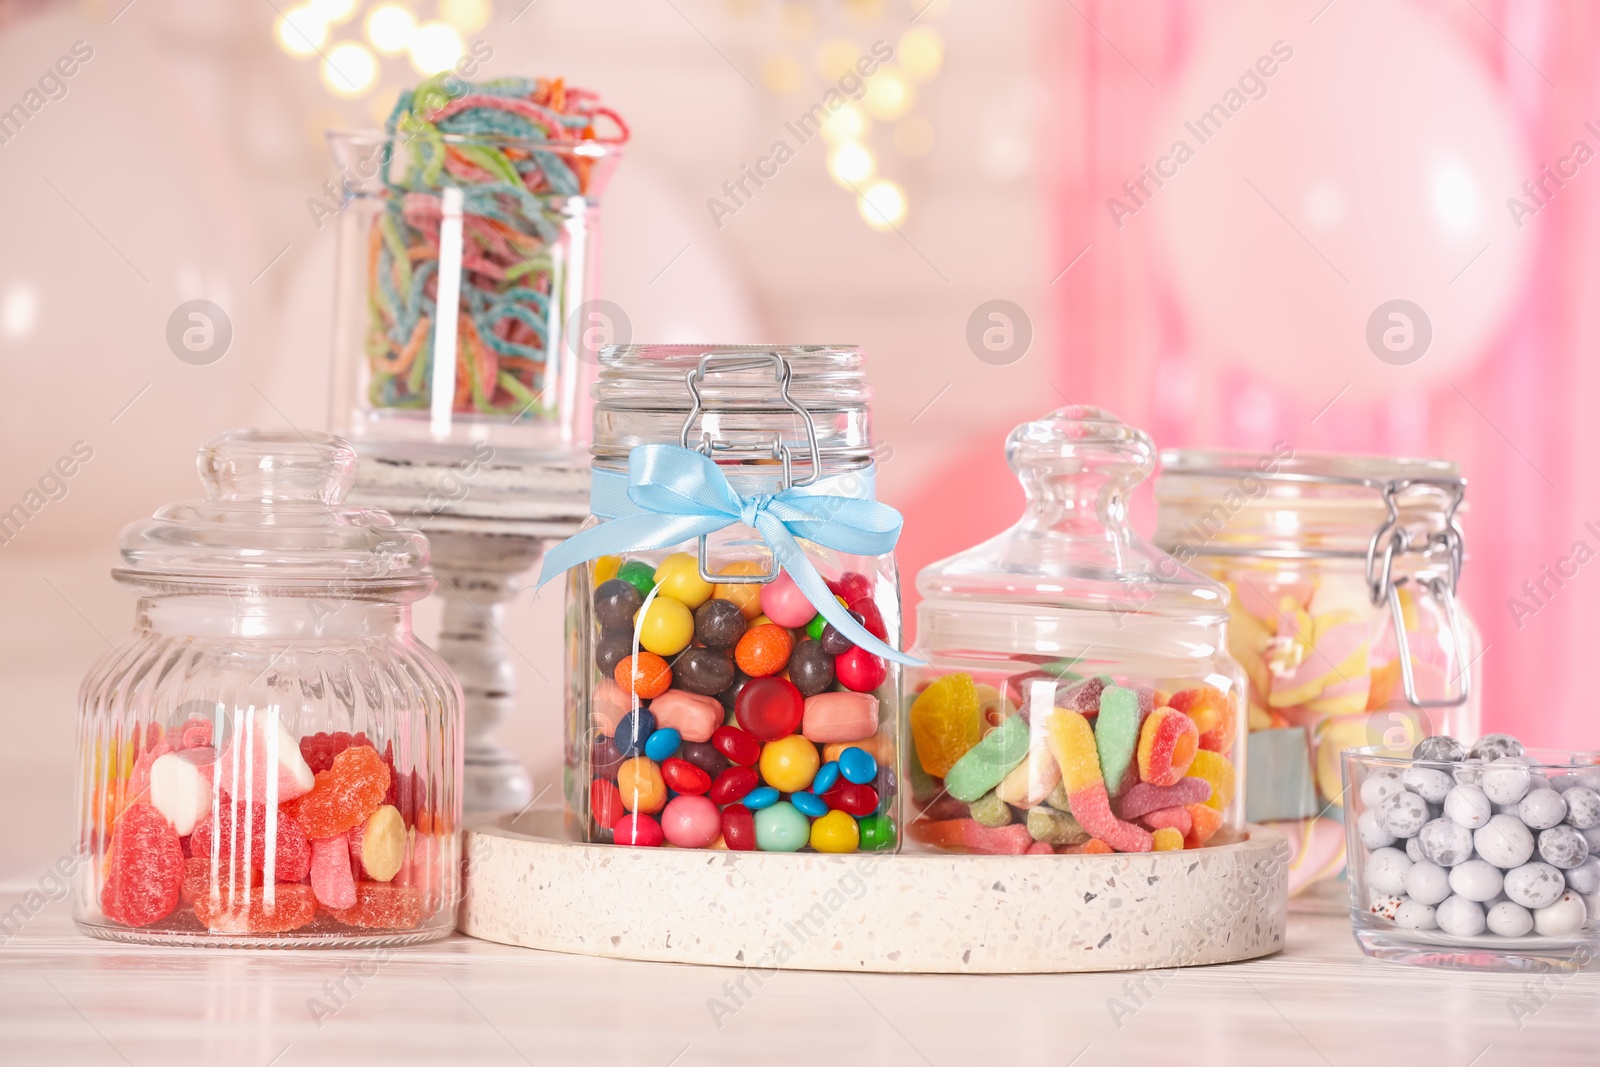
[1093,686,1145,796]
[634,596,695,657]
[1538,824,1590,869]
[148,748,215,837]
[1480,757,1532,806]
[615,559,658,598]
[1167,685,1233,753]
[721,804,756,851]
[1026,806,1089,845]
[996,741,1061,808]
[181,854,259,904]
[1447,858,1504,901]
[754,801,810,852]
[712,725,762,767]
[1366,847,1412,895]
[191,800,313,884]
[652,552,715,609]
[1474,813,1535,868]
[1151,827,1184,851]
[1444,784,1491,829]
[285,745,391,840]
[650,690,723,744]
[644,727,682,763]
[1412,735,1466,762]
[822,781,879,817]
[616,756,667,814]
[1503,861,1566,909]
[858,813,896,852]
[1140,806,1192,836]
[758,569,816,628]
[310,835,358,910]
[1359,768,1405,809]
[102,803,184,928]
[1401,765,1453,804]
[1379,790,1429,839]
[176,714,214,751]
[1435,894,1486,936]
[1486,899,1534,937]
[1403,860,1451,906]
[1417,818,1473,867]
[834,646,887,693]
[661,757,712,796]
[734,624,794,678]
[1136,707,1199,789]
[613,812,664,847]
[327,883,425,930]
[944,713,1029,803]
[1112,777,1211,820]
[1186,749,1235,813]
[215,716,315,804]
[809,809,859,853]
[735,677,805,741]
[1469,733,1524,761]
[1533,890,1589,935]
[787,640,836,698]
[616,652,672,700]
[909,818,1034,855]
[194,884,317,934]
[1184,803,1222,848]
[360,805,406,882]
[1044,709,1152,853]
[742,786,780,809]
[594,578,644,629]
[801,692,879,744]
[661,795,722,848]
[968,791,1012,827]
[908,673,983,778]
[1564,786,1600,829]
[612,708,656,758]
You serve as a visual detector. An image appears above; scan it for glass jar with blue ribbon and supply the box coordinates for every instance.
[537,345,917,853]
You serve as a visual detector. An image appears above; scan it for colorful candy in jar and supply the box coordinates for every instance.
[907,672,1239,855]
[586,554,896,852]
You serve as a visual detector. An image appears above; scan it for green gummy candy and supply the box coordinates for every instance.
[944,714,1030,803]
[1095,685,1143,796]
[1027,806,1090,845]
[968,790,1013,827]
[1044,781,1072,812]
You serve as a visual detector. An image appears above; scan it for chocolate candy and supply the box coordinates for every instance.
[674,646,737,696]
[677,741,730,781]
[593,578,643,629]
[612,708,656,759]
[596,629,635,678]
[819,611,861,656]
[693,598,748,650]
[788,639,836,698]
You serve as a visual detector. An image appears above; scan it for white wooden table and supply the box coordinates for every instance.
[3,889,1594,1066]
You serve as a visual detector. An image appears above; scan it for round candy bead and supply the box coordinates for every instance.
[823,781,879,817]
[1401,765,1453,804]
[712,724,762,767]
[805,604,837,643]
[1519,788,1568,830]
[812,760,841,796]
[713,560,768,619]
[742,786,780,810]
[717,671,751,713]
[1503,861,1566,909]
[615,560,658,598]
[858,813,897,852]
[1475,814,1535,868]
[1481,757,1532,806]
[1405,837,1425,863]
[1413,735,1466,762]
[791,790,828,817]
[788,639,836,698]
[1448,858,1504,902]
[592,736,626,779]
[1444,784,1492,829]
[709,766,760,806]
[593,579,644,630]
[674,647,737,697]
[1379,790,1429,839]
[1565,855,1600,895]
[612,709,657,759]
[735,677,806,741]
[1436,895,1486,936]
[1358,809,1396,850]
[819,611,861,656]
[653,552,716,609]
[1564,786,1600,829]
[613,812,664,847]
[661,757,712,796]
[1359,768,1405,809]
[616,653,672,700]
[835,646,887,693]
[832,571,873,604]
[636,596,695,657]
[693,598,748,650]
[1365,846,1412,895]
[1538,824,1591,869]
[734,624,794,678]
[810,809,860,853]
[838,746,878,785]
[721,804,756,851]
[596,630,635,678]
[851,598,888,640]
[1394,900,1437,930]
[677,741,730,782]
[1486,900,1534,937]
[660,795,722,848]
[1534,890,1589,935]
[754,800,810,851]
[758,569,817,628]
[1404,859,1451,905]
[590,778,624,831]
[760,734,822,794]
[643,727,682,763]
[616,757,667,814]
[1417,817,1473,867]
[1469,733,1524,761]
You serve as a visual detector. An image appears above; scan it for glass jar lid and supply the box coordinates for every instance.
[918,406,1227,619]
[115,429,433,597]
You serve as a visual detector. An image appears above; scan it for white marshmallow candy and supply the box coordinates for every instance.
[1533,891,1590,936]
[1448,859,1504,902]
[1502,861,1567,910]
[1437,895,1488,937]
[148,748,216,836]
[214,714,314,803]
[1486,900,1534,937]
[1444,784,1492,829]
[1474,814,1535,869]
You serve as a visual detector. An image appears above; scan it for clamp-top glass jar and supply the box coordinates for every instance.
[75,430,464,947]
[1155,450,1481,897]
[907,407,1247,855]
[545,345,911,854]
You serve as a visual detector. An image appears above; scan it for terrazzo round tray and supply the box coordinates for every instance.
[459,811,1289,973]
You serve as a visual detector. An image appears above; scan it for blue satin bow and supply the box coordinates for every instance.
[537,444,920,666]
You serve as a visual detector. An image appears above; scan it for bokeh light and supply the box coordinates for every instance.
[863,67,913,120]
[440,0,491,34]
[275,4,328,56]
[827,141,876,187]
[857,179,907,230]
[821,102,868,143]
[322,40,379,96]
[365,3,418,54]
[409,20,465,75]
[898,26,943,81]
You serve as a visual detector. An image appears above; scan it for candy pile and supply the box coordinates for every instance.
[906,672,1238,854]
[365,76,627,416]
[1353,733,1600,939]
[587,553,896,852]
[99,715,437,934]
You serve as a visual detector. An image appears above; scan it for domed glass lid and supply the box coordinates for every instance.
[115,429,432,595]
[917,406,1227,618]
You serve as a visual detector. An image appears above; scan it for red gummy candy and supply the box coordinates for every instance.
[833,571,874,608]
[613,812,664,847]
[191,799,312,884]
[193,884,316,933]
[591,778,625,830]
[176,715,214,751]
[906,818,1033,855]
[328,884,425,930]
[660,757,712,796]
[709,766,759,806]
[299,731,375,774]
[823,781,879,817]
[127,734,174,801]
[721,805,756,851]
[101,803,183,927]
[310,836,358,910]
[712,725,762,766]
[1140,806,1193,836]
[851,598,888,641]
[179,854,262,904]
[285,745,391,839]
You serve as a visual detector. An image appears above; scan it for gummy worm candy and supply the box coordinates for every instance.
[1043,708,1152,853]
[364,75,628,418]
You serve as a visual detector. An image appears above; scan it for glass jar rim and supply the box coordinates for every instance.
[1343,746,1599,771]
[326,128,625,152]
[1160,448,1459,483]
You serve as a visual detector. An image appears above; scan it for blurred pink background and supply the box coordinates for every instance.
[0,0,1592,878]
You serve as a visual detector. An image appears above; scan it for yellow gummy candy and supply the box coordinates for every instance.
[1152,827,1184,851]
[1043,708,1102,794]
[1189,749,1236,812]
[909,673,983,778]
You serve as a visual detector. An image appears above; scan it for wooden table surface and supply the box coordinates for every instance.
[2,888,1595,1066]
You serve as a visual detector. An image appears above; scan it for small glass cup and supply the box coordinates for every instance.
[1343,746,1600,971]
